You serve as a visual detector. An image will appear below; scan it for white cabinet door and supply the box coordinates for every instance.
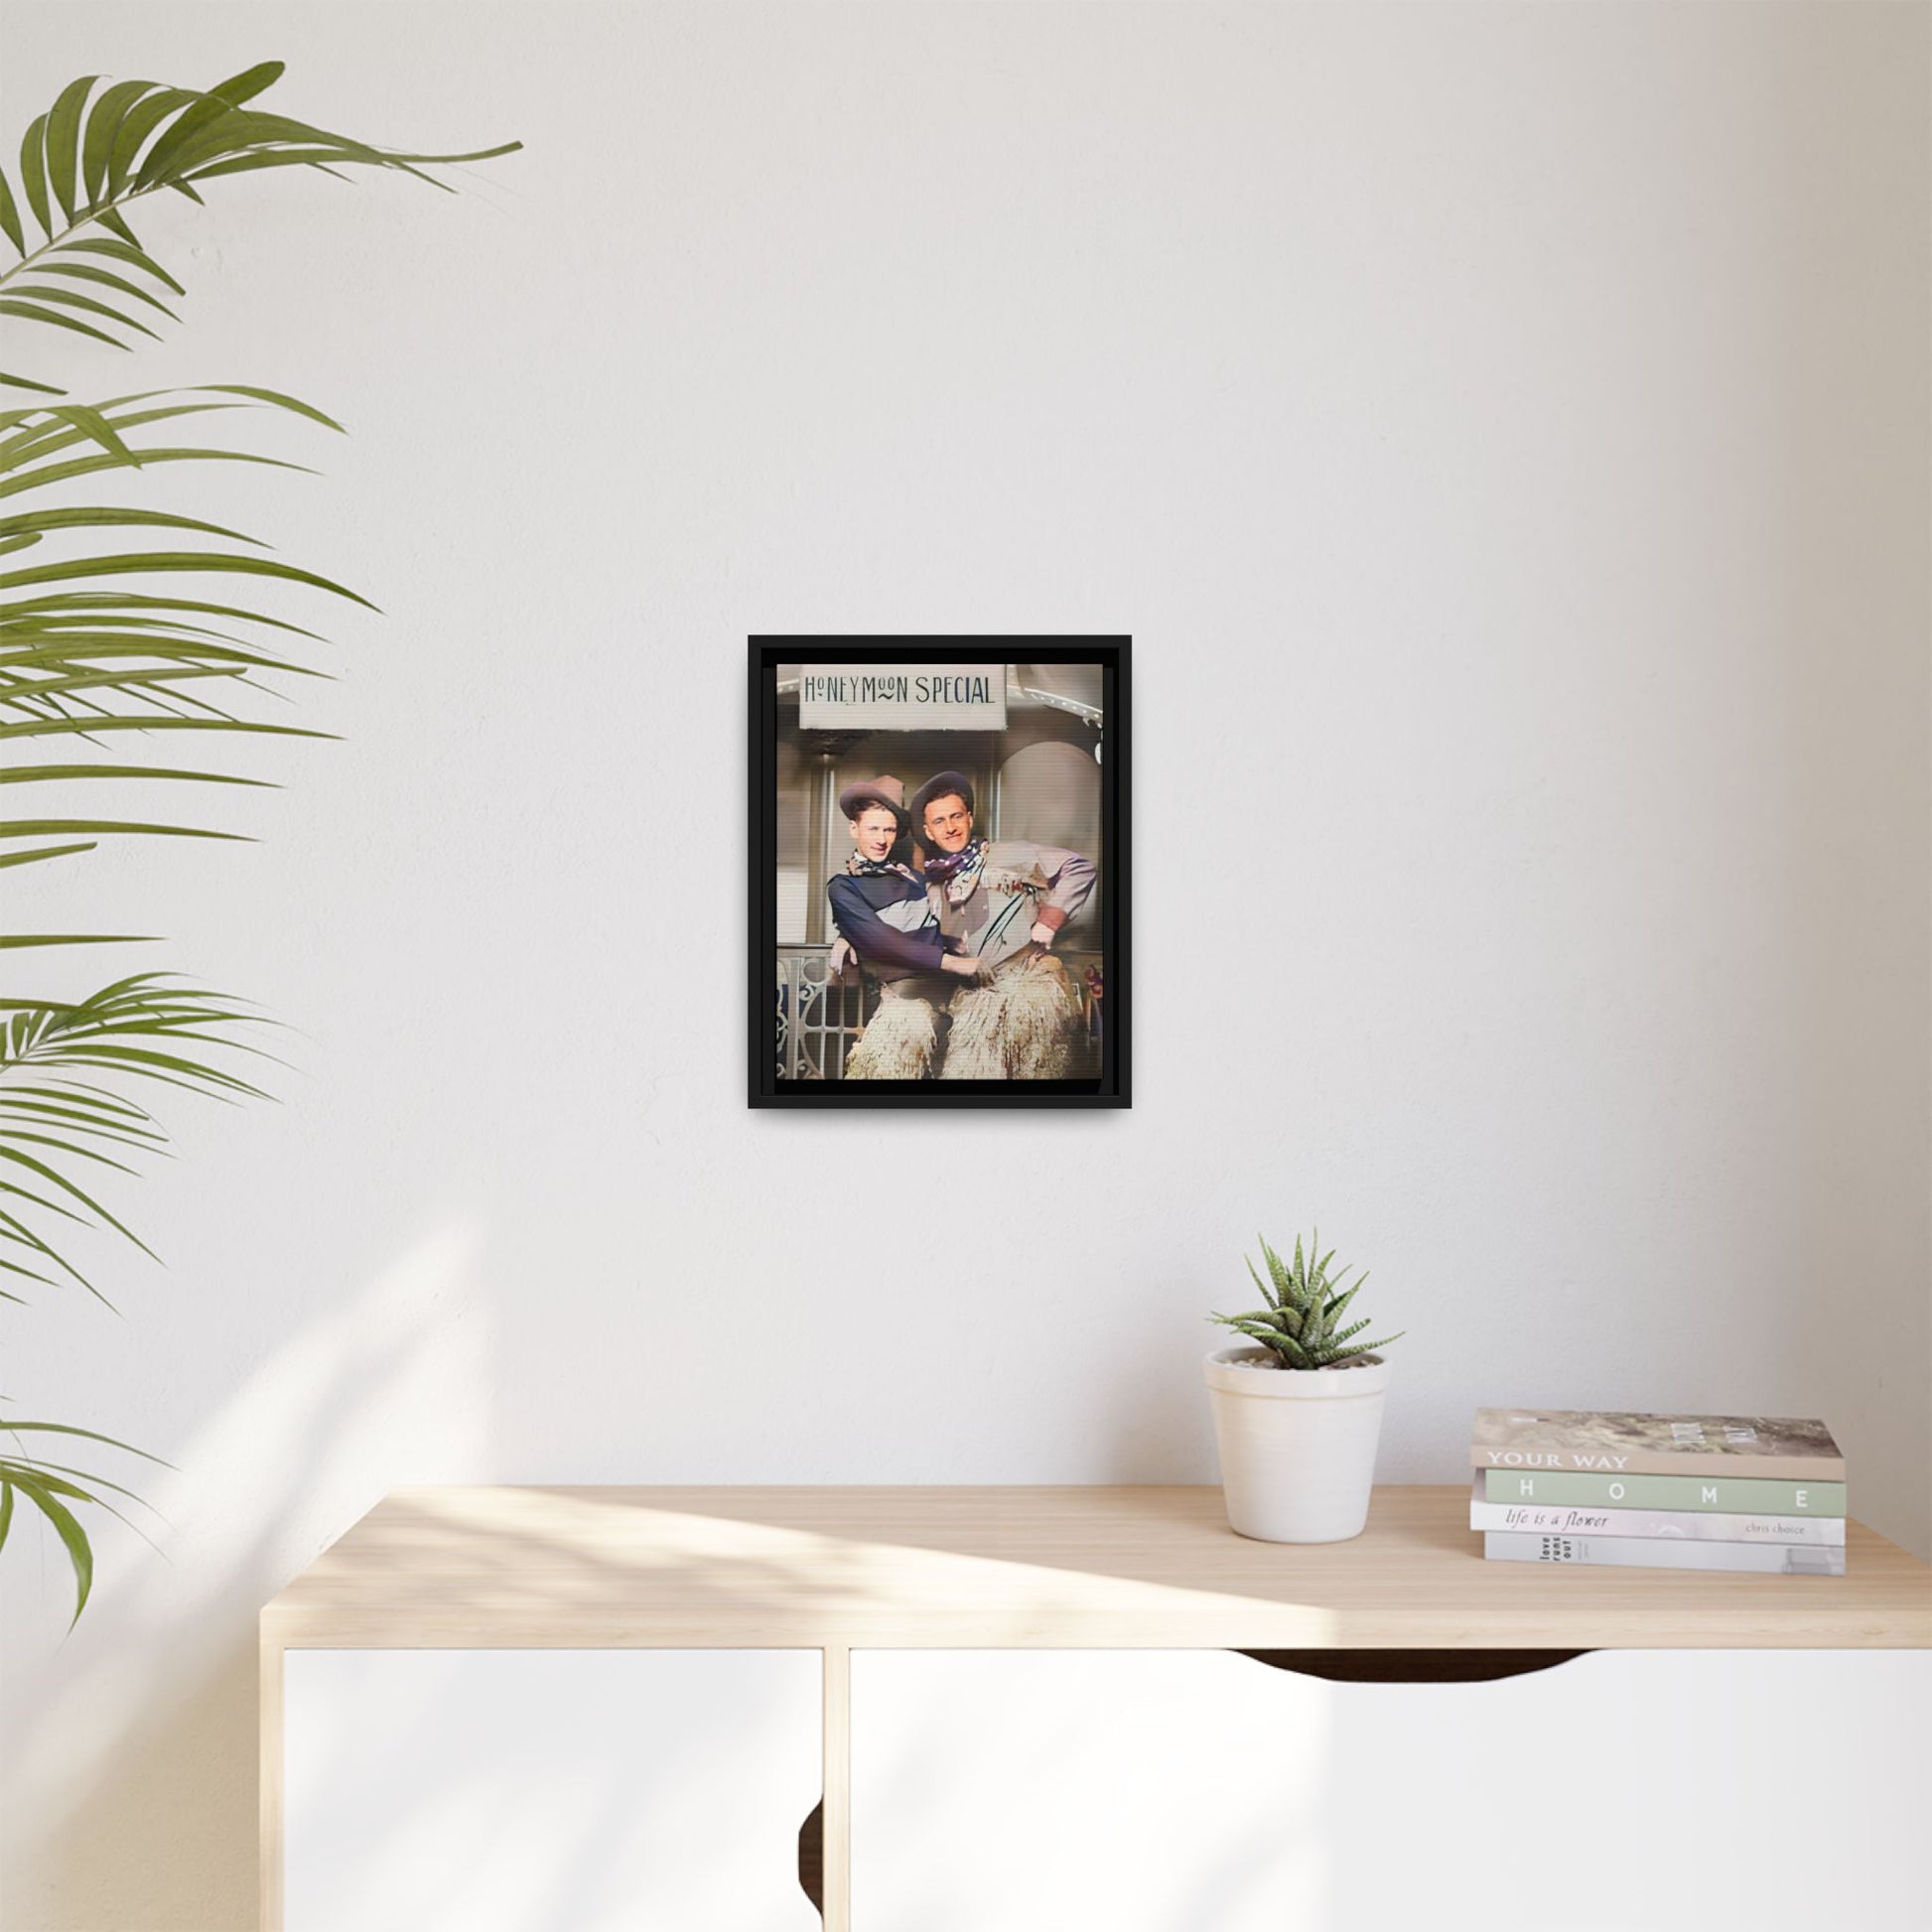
[285,1648,822,1932]
[851,1648,1931,1932]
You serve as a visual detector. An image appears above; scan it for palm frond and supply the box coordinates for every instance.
[0,975,270,1303]
[1,62,516,1625]
[0,385,349,943]
[0,64,518,392]
[0,1416,171,1623]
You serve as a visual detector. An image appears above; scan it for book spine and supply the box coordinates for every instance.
[1483,1532,1845,1577]
[1482,1469,1846,1515]
[1469,1499,1845,1545]
[1469,1448,1845,1481]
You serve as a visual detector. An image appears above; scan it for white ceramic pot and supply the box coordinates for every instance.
[1203,1346,1392,1543]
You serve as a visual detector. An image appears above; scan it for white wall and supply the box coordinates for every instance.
[4,3,1927,1926]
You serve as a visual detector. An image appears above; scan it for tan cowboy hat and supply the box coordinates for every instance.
[836,773,907,822]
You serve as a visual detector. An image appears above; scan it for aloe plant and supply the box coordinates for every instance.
[1211,1232,1404,1370]
[0,62,515,1619]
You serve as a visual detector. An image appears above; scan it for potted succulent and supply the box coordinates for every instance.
[1204,1233,1404,1544]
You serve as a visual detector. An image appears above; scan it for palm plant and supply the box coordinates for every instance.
[0,62,515,1618]
[1211,1232,1404,1370]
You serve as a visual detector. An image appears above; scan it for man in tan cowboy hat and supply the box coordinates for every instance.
[825,774,986,1079]
[908,768,1098,1078]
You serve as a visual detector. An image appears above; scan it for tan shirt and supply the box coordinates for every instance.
[933,839,1098,967]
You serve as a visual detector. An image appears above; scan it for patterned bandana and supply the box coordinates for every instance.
[923,837,987,905]
[846,850,920,885]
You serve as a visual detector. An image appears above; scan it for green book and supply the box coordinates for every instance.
[1481,1468,1846,1516]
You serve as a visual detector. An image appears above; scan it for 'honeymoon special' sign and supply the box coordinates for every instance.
[799,664,1007,732]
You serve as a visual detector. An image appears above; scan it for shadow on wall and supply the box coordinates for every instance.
[4,1223,489,1932]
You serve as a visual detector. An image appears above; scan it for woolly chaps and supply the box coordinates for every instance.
[941,958,1082,1079]
[844,984,943,1079]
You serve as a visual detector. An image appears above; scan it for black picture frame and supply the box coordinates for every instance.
[750,637,1131,1108]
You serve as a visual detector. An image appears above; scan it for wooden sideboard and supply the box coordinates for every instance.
[260,1484,1932,1930]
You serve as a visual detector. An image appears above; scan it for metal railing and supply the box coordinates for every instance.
[776,946,1103,1080]
[774,948,867,1082]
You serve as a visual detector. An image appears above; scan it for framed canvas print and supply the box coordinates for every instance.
[750,638,1130,1108]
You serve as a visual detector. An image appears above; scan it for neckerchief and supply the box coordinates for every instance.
[845,850,921,886]
[924,837,987,906]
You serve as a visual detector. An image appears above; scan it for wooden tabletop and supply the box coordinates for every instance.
[260,1484,1932,1651]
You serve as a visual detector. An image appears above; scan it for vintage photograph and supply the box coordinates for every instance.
[749,640,1129,1106]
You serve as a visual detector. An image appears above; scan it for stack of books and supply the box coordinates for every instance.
[1469,1408,1846,1577]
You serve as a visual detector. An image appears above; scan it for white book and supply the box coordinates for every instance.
[1484,1531,1845,1577]
[1467,1476,1844,1546]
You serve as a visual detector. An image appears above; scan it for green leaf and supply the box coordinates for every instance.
[0,447,316,503]
[0,1185,89,1234]
[0,817,248,843]
[2,637,301,676]
[0,1419,167,1460]
[1259,1235,1292,1305]
[36,1041,263,1099]
[0,715,329,745]
[1244,1254,1277,1311]
[105,88,200,199]
[1,409,250,480]
[1,372,65,398]
[196,384,344,432]
[0,1100,164,1150]
[2,1085,156,1123]
[37,260,181,320]
[2,1126,140,1176]
[208,62,287,106]
[0,504,260,543]
[18,116,53,239]
[59,238,185,296]
[1,665,263,709]
[187,149,387,184]
[8,1473,93,1623]
[0,549,376,609]
[0,301,126,350]
[1,384,336,461]
[0,842,96,870]
[1350,1332,1404,1355]
[45,75,100,226]
[0,933,154,947]
[0,762,276,788]
[0,1483,13,1552]
[136,97,248,190]
[1303,1297,1327,1350]
[4,282,159,341]
[80,79,158,206]
[160,108,395,180]
[0,1457,154,1511]
[0,168,25,255]
[0,1143,155,1255]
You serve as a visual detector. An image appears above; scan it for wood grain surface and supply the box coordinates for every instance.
[262,1484,1932,1651]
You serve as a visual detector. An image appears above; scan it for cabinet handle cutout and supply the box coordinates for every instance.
[1236,1648,1589,1684]
[797,1796,824,1917]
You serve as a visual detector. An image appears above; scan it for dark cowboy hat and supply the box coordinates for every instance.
[908,769,975,826]
[836,774,908,822]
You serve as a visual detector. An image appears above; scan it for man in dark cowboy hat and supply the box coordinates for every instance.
[825,775,986,1078]
[908,768,1098,1078]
